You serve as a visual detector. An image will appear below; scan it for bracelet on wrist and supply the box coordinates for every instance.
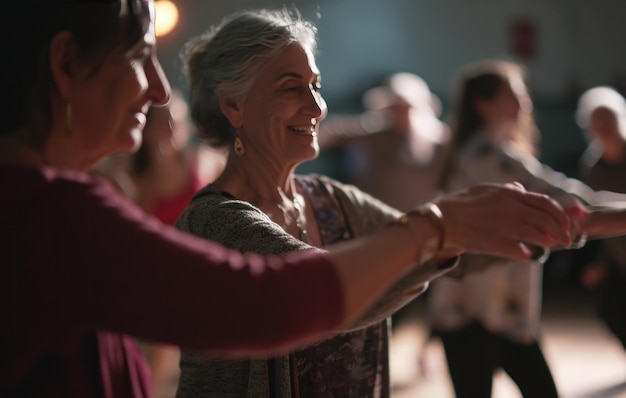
[405,202,446,252]
[386,202,446,262]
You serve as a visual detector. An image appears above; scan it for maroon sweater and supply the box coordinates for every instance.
[0,164,343,398]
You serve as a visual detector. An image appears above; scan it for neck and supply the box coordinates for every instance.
[214,152,300,204]
[0,127,98,173]
[211,152,309,243]
[45,129,101,172]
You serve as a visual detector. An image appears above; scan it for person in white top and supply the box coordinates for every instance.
[427,59,626,398]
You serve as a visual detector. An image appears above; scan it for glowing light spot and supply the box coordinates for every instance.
[155,1,179,37]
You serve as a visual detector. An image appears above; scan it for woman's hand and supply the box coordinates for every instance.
[436,182,575,260]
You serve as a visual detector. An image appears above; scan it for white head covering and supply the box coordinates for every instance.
[362,72,450,163]
[576,86,626,129]
[362,72,442,116]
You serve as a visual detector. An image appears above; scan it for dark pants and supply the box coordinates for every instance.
[435,321,558,398]
[596,266,626,351]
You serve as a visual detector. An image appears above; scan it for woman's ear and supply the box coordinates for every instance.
[49,31,79,100]
[218,94,243,129]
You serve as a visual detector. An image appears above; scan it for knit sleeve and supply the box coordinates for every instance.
[320,175,458,329]
[175,193,311,255]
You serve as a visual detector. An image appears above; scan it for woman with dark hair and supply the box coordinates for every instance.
[427,59,626,398]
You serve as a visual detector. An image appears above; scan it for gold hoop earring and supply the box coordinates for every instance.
[65,103,72,136]
[234,137,245,156]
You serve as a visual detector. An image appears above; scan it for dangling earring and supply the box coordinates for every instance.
[234,137,245,156]
[65,102,72,136]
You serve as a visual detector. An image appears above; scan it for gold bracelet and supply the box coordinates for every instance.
[388,202,446,253]
[408,202,445,251]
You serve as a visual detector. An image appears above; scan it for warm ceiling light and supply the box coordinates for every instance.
[155,0,179,37]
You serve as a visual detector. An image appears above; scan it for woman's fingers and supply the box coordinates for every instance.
[519,192,571,234]
[563,199,590,238]
[515,194,571,246]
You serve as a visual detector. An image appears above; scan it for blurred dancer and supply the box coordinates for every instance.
[428,60,626,398]
[319,72,450,210]
[577,86,626,353]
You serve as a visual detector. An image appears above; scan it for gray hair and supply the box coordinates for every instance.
[181,7,318,147]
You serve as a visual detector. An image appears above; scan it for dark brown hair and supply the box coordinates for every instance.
[1,0,150,145]
[440,59,539,189]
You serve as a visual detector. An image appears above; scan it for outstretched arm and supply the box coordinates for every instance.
[328,182,575,328]
[583,203,626,240]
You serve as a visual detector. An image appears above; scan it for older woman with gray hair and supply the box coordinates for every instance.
[171,9,608,398]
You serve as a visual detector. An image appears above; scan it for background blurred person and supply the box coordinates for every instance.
[427,59,626,398]
[94,89,225,224]
[318,72,450,210]
[577,86,626,354]
[127,89,224,224]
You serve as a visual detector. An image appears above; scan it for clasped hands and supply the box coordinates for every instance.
[432,182,588,262]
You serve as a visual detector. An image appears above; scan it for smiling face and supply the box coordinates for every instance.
[233,43,327,168]
[68,1,170,166]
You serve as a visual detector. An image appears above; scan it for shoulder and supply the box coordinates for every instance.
[176,187,272,235]
[184,188,267,220]
[176,185,310,254]
[460,134,519,171]
[1,165,124,216]
[2,167,158,251]
[45,167,141,218]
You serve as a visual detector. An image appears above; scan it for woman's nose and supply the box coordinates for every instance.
[303,87,327,121]
[147,57,171,106]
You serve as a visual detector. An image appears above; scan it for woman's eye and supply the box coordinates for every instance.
[283,86,299,92]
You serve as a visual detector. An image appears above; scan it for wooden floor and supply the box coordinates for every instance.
[390,288,626,398]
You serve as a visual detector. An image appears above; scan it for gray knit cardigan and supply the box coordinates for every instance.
[174,174,452,398]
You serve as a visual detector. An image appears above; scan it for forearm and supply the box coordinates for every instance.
[585,205,626,240]
[327,214,440,327]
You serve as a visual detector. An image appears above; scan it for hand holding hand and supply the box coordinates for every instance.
[563,198,590,247]
[435,182,573,260]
